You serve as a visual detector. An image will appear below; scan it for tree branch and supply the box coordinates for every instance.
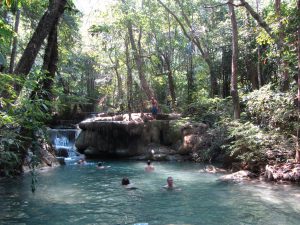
[239,0,277,42]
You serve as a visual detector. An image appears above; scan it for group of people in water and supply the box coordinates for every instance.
[77,158,176,190]
[122,160,176,190]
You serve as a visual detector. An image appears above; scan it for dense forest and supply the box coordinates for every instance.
[0,0,299,178]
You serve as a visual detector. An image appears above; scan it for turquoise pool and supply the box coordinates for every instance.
[0,161,300,225]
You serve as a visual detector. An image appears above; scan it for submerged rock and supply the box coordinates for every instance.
[218,170,256,183]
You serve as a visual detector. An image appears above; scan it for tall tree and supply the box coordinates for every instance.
[158,0,218,97]
[239,0,277,42]
[275,0,289,91]
[30,16,60,104]
[109,51,124,109]
[125,36,133,120]
[229,0,240,119]
[9,8,21,73]
[296,0,300,163]
[256,0,262,88]
[123,0,154,99]
[14,0,67,94]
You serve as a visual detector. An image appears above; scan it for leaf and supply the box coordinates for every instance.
[41,103,48,111]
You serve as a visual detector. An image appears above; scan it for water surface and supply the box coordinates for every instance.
[0,161,300,225]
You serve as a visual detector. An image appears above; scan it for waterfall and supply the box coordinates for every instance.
[48,128,81,161]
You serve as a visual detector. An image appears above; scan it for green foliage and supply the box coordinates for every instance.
[243,84,298,134]
[0,18,13,66]
[184,96,232,125]
[221,83,298,165]
[0,150,20,176]
[224,121,268,163]
[223,120,294,164]
[152,75,167,104]
[0,72,52,177]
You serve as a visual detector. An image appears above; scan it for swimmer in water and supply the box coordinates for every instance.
[96,162,110,169]
[164,176,174,189]
[76,159,86,165]
[145,160,155,172]
[121,177,138,190]
[163,176,181,191]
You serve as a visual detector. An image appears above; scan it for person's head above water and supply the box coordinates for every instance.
[167,176,174,188]
[145,160,154,172]
[97,162,103,167]
[122,177,130,185]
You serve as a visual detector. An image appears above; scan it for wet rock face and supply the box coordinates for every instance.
[75,114,177,158]
[75,113,214,160]
[76,121,145,157]
[179,123,212,155]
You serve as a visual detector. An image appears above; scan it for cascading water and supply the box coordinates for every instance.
[48,128,81,162]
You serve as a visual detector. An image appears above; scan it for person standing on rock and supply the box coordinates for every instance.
[150,97,158,120]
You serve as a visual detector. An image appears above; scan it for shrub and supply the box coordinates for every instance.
[184,97,232,125]
[223,120,294,165]
[243,84,298,134]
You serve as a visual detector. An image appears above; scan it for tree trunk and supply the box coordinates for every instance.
[164,55,176,110]
[221,47,231,98]
[14,0,67,94]
[186,45,194,104]
[109,53,124,109]
[30,22,58,102]
[296,0,300,163]
[122,0,153,99]
[115,60,124,111]
[21,14,60,171]
[256,0,262,88]
[275,0,289,91]
[86,59,96,112]
[166,14,176,110]
[244,10,259,90]
[127,20,153,99]
[257,45,262,88]
[245,58,259,90]
[125,36,133,120]
[229,0,240,119]
[41,26,58,101]
[9,9,21,74]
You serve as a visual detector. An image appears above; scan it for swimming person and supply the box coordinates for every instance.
[145,160,155,172]
[163,176,182,191]
[121,177,138,189]
[76,159,86,165]
[96,162,110,169]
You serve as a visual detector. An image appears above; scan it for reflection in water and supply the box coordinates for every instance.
[0,161,300,225]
